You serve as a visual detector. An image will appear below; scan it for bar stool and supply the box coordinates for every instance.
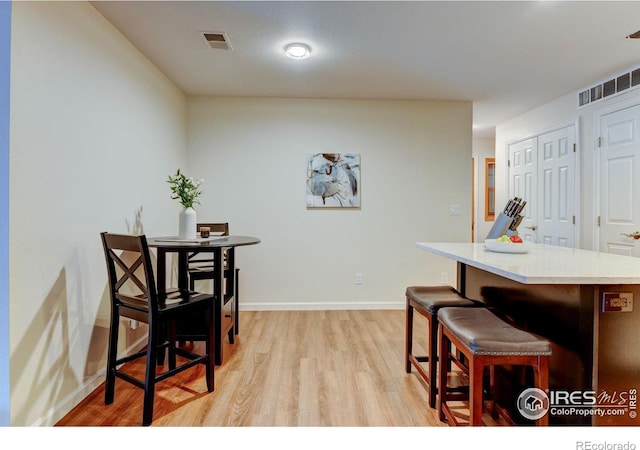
[437,307,552,426]
[405,286,478,408]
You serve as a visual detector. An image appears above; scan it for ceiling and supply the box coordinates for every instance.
[92,1,640,138]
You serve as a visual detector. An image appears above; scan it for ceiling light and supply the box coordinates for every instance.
[285,43,311,59]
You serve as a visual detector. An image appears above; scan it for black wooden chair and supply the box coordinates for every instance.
[188,222,241,338]
[188,222,230,291]
[100,232,215,426]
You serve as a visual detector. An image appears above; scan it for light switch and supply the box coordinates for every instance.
[449,204,461,216]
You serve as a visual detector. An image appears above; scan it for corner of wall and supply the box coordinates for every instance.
[0,0,11,427]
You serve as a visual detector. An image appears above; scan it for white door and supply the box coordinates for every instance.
[508,138,537,242]
[537,126,576,247]
[599,105,640,256]
[507,125,577,246]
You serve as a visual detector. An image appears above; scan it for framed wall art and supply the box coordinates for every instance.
[306,153,360,208]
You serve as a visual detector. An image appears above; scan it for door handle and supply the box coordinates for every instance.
[621,231,640,240]
[526,225,537,231]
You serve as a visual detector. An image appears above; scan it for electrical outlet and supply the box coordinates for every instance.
[602,292,633,312]
[355,273,363,285]
[449,204,461,216]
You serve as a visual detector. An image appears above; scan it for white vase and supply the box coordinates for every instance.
[178,207,197,239]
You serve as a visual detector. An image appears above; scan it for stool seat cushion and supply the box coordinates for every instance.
[406,286,476,314]
[437,307,552,356]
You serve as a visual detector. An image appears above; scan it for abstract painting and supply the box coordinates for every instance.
[306,153,360,208]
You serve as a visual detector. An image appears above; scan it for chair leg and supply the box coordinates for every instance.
[405,300,413,373]
[168,321,177,370]
[205,307,215,392]
[228,327,234,344]
[104,309,120,405]
[142,325,159,426]
[214,298,223,366]
[234,268,240,335]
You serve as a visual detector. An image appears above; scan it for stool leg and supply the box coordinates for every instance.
[490,366,499,420]
[535,356,550,426]
[437,324,449,423]
[428,313,438,409]
[469,358,484,426]
[405,300,413,373]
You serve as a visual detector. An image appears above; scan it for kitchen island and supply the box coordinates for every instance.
[417,242,640,426]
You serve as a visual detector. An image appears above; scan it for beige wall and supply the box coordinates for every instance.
[10,2,187,425]
[187,97,472,309]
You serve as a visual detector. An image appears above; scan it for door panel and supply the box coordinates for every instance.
[537,126,576,247]
[599,106,640,256]
[508,138,537,242]
[508,125,576,247]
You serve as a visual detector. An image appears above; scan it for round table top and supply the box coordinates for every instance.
[147,235,260,250]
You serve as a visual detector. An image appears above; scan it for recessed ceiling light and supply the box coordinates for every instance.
[285,43,311,59]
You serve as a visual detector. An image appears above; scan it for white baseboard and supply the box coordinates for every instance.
[239,301,404,311]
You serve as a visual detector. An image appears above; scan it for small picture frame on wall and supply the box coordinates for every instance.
[306,153,360,208]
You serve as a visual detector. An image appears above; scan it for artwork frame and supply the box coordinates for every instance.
[306,153,360,208]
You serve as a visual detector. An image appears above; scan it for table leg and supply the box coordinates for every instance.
[156,249,167,297]
[177,251,188,289]
[213,247,224,365]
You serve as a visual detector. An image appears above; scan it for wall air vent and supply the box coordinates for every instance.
[202,32,232,51]
[578,65,640,108]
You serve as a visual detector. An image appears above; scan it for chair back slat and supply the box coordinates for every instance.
[196,222,229,236]
[101,232,158,312]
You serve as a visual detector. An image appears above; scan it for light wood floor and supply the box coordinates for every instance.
[56,310,463,427]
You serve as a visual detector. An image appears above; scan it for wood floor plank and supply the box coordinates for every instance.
[55,310,458,427]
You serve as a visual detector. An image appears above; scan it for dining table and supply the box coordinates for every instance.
[148,235,261,365]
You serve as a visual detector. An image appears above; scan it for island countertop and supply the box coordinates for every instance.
[416,242,640,284]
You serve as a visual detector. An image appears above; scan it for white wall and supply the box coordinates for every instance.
[9,2,187,425]
[495,78,640,250]
[187,97,472,309]
[472,137,495,242]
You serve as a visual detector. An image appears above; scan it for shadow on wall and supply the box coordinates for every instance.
[126,206,144,235]
[10,258,109,426]
[11,208,151,425]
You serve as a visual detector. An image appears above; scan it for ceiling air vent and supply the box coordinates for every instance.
[202,32,232,51]
[578,66,640,107]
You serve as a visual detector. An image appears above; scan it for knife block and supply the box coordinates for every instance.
[486,212,520,239]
